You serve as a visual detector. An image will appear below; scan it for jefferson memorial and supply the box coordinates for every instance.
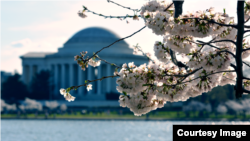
[20,27,148,101]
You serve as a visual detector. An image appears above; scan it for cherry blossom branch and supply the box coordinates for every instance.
[178,70,235,86]
[83,26,146,64]
[133,44,156,63]
[107,0,140,12]
[230,64,237,70]
[197,39,236,45]
[243,61,250,68]
[170,1,188,70]
[163,67,202,77]
[244,25,250,28]
[68,75,120,91]
[180,18,237,28]
[164,2,174,12]
[223,76,236,82]
[244,30,250,33]
[243,48,250,52]
[243,76,250,80]
[243,88,250,93]
[82,5,141,19]
[245,17,250,23]
[169,50,188,69]
[95,56,122,69]
[144,70,235,87]
[196,40,236,58]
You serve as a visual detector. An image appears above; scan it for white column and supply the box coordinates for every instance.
[54,64,58,96]
[49,64,53,100]
[87,66,93,95]
[22,65,26,84]
[69,63,74,90]
[61,64,66,89]
[78,67,84,96]
[97,64,102,95]
[29,65,33,85]
[106,64,111,93]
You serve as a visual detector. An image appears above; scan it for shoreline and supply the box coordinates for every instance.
[2,117,250,122]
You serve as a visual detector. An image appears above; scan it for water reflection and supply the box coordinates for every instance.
[1,120,250,141]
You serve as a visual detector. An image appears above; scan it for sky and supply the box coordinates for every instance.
[0,0,242,75]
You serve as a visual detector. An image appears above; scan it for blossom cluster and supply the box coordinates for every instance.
[114,0,250,116]
[69,0,250,116]
[116,59,237,116]
[60,89,75,102]
[74,51,101,71]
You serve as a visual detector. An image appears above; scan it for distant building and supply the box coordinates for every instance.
[0,71,12,90]
[20,27,148,100]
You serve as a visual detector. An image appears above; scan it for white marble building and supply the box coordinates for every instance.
[20,27,148,100]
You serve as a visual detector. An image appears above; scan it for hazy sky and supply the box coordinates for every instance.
[1,0,239,74]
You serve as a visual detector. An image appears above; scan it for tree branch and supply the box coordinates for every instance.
[107,0,140,12]
[69,75,120,91]
[144,70,235,87]
[180,18,237,28]
[170,0,188,70]
[243,48,250,52]
[84,26,146,63]
[243,61,250,68]
[197,39,236,45]
[243,76,250,80]
[95,56,121,69]
[196,40,236,58]
[242,88,250,94]
[83,6,141,19]
[163,67,202,77]
[169,49,188,69]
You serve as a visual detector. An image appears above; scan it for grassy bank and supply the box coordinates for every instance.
[2,111,250,120]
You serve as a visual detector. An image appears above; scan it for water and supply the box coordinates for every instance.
[1,120,250,141]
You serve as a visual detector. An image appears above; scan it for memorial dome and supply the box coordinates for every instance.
[64,27,128,45]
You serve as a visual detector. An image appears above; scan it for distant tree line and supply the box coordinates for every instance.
[2,70,250,107]
[1,70,54,104]
[184,84,250,111]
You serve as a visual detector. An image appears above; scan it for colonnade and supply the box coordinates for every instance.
[51,63,116,97]
[22,63,123,98]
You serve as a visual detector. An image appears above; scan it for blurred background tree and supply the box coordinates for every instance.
[29,70,54,100]
[1,73,30,103]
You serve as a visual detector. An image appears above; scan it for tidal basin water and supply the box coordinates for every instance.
[1,120,250,141]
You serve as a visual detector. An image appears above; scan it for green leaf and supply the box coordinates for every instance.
[85,80,88,83]
[145,15,150,19]
[122,91,127,96]
[223,8,226,14]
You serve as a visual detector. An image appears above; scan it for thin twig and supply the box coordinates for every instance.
[70,75,120,91]
[223,76,236,82]
[163,67,202,77]
[83,6,141,19]
[84,26,146,64]
[107,0,140,12]
[243,61,250,68]
[95,56,122,69]
[180,18,237,28]
[196,40,236,58]
[144,70,235,87]
[133,44,156,63]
